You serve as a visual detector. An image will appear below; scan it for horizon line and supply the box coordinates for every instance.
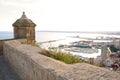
[0,30,120,33]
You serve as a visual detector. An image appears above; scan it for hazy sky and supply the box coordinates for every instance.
[0,0,120,31]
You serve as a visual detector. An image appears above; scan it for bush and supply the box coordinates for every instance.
[109,45,118,52]
[21,41,39,47]
[52,51,81,64]
[39,49,82,64]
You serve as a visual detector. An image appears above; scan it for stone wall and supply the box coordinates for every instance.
[0,40,3,55]
[3,40,120,80]
[0,39,24,56]
[0,39,14,55]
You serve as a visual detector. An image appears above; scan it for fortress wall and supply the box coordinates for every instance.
[3,40,70,80]
[0,39,14,55]
[0,40,3,55]
[0,39,26,56]
[3,40,120,80]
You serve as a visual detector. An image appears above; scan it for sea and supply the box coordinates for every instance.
[0,31,14,40]
[1,31,120,58]
[36,31,120,48]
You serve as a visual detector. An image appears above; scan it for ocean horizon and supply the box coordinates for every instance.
[1,31,120,58]
[0,31,14,40]
[1,31,120,41]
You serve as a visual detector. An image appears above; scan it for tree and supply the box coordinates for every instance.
[109,45,118,52]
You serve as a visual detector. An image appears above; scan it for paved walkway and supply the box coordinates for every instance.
[0,56,20,80]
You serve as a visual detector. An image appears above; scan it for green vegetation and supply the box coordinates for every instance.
[21,41,39,47]
[39,49,82,64]
[32,41,39,47]
[52,51,82,64]
[21,41,27,44]
[109,45,118,52]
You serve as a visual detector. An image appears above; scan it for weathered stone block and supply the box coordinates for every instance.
[3,40,120,80]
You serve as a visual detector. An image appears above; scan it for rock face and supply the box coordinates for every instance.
[3,40,120,80]
[12,12,36,44]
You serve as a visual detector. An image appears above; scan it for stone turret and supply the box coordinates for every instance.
[12,12,36,44]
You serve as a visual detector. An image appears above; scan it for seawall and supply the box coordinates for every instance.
[3,40,120,80]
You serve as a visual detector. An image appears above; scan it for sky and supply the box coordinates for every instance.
[0,0,120,32]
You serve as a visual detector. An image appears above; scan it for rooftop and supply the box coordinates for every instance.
[12,12,36,27]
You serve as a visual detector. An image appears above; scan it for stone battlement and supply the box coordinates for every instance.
[0,39,14,55]
[3,39,120,80]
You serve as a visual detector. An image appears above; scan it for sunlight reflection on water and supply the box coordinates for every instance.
[36,32,120,58]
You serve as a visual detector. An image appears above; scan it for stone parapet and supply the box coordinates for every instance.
[0,39,26,56]
[3,40,120,80]
[0,40,3,55]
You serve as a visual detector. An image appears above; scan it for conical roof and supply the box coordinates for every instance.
[13,12,36,27]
